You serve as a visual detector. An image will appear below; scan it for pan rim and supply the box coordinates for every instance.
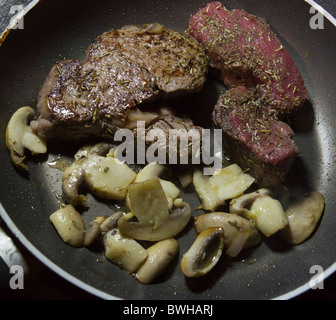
[1,200,334,300]
[304,0,336,27]
[0,202,118,300]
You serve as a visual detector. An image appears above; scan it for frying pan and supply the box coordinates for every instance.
[0,0,335,300]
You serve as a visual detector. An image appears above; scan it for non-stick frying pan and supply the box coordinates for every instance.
[0,0,335,300]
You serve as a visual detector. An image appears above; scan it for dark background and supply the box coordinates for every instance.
[1,218,336,300]
[0,0,335,300]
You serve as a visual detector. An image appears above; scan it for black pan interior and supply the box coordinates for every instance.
[0,0,335,300]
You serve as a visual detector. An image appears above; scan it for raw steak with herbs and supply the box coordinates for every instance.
[213,86,299,187]
[189,1,307,114]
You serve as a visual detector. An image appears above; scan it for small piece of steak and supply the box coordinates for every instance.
[213,86,299,187]
[135,111,204,164]
[31,23,209,140]
[189,2,307,114]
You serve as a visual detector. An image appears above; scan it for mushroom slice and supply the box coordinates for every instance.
[74,142,115,160]
[62,152,137,206]
[194,212,260,251]
[118,178,191,241]
[135,162,166,181]
[100,212,123,233]
[84,154,137,200]
[158,179,181,210]
[229,190,288,237]
[181,227,224,278]
[282,191,325,245]
[178,171,193,188]
[49,205,85,247]
[225,230,251,258]
[248,195,288,237]
[83,221,101,246]
[50,206,106,247]
[229,188,272,216]
[62,162,87,207]
[6,106,47,170]
[135,238,179,284]
[193,164,255,211]
[103,228,148,274]
[126,162,180,210]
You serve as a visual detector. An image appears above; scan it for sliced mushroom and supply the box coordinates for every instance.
[181,227,224,278]
[6,106,47,170]
[158,179,181,210]
[103,228,148,274]
[229,189,288,237]
[74,142,115,160]
[193,164,255,211]
[83,221,101,246]
[225,230,252,258]
[49,205,85,247]
[126,162,180,210]
[135,238,179,284]
[134,162,166,181]
[178,171,193,188]
[50,205,108,247]
[229,188,272,216]
[118,178,191,241]
[91,215,107,225]
[194,212,261,253]
[100,211,123,233]
[62,162,87,206]
[62,151,137,207]
[118,203,192,241]
[84,155,137,200]
[248,195,288,237]
[282,191,325,245]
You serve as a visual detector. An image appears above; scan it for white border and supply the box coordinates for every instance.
[0,0,336,301]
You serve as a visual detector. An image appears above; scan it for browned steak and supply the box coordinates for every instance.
[189,2,307,114]
[213,86,299,187]
[133,110,204,164]
[31,23,209,140]
[31,58,157,140]
[86,23,209,95]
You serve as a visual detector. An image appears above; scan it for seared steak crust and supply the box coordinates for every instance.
[86,23,209,94]
[32,58,155,140]
[213,86,299,187]
[32,23,209,140]
[189,2,307,114]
